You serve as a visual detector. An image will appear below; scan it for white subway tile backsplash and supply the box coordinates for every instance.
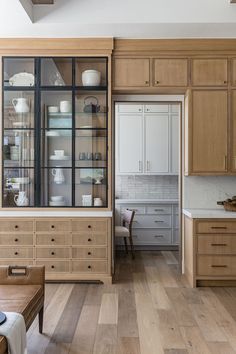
[116,175,179,199]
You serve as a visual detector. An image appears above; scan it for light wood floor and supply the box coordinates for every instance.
[27,251,236,354]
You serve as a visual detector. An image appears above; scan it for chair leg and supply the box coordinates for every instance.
[39,306,44,334]
[129,236,135,259]
[124,237,128,254]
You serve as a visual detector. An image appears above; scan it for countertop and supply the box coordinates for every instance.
[115,199,179,204]
[183,208,236,219]
[0,211,112,217]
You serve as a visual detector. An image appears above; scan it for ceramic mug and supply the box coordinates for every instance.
[60,101,71,113]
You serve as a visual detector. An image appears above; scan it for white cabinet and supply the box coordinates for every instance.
[116,114,143,174]
[145,115,169,173]
[116,103,179,175]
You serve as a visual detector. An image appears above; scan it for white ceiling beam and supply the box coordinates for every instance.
[19,0,33,22]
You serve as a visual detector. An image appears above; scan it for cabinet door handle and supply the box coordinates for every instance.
[234,156,236,169]
[211,243,227,246]
[154,209,164,212]
[154,235,164,238]
[155,80,160,84]
[146,161,150,171]
[138,161,142,172]
[155,220,164,223]
[211,226,227,229]
[211,265,227,268]
[224,155,227,170]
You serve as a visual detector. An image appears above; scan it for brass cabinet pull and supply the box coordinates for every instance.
[51,252,55,255]
[14,238,18,242]
[145,80,149,84]
[146,160,150,171]
[88,238,92,242]
[51,238,55,242]
[211,243,227,246]
[88,225,91,229]
[156,80,160,84]
[224,155,227,170]
[155,220,164,223]
[223,80,227,84]
[51,265,55,269]
[88,265,92,269]
[88,252,92,255]
[51,225,55,229]
[211,226,227,229]
[14,225,18,229]
[138,161,142,172]
[154,209,164,212]
[234,156,236,169]
[14,252,18,255]
[154,235,164,238]
[211,265,227,268]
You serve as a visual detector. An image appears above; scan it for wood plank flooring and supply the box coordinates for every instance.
[27,251,236,353]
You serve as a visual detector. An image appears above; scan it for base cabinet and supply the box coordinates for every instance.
[0,217,112,283]
[184,215,236,287]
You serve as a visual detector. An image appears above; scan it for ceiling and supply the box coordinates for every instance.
[0,0,236,38]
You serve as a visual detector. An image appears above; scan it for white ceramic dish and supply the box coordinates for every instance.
[50,155,70,160]
[46,131,60,137]
[51,196,64,202]
[82,70,101,86]
[9,72,35,87]
[49,201,66,206]
[48,106,59,113]
[12,122,28,128]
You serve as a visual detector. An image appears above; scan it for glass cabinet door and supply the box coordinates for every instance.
[2,56,108,208]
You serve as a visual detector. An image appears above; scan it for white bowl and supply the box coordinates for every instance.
[48,106,59,113]
[82,70,101,86]
[51,196,64,202]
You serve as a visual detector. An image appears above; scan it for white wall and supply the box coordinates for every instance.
[1,0,236,37]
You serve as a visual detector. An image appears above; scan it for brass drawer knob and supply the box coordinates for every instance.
[224,80,227,84]
[15,225,18,229]
[88,225,91,229]
[14,252,18,255]
[51,238,55,242]
[51,265,55,269]
[145,81,149,84]
[51,252,55,255]
[88,238,92,242]
[51,225,55,229]
[88,252,91,255]
[14,238,18,242]
[88,265,91,269]
[156,80,160,84]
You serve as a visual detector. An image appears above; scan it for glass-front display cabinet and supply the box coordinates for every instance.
[2,57,108,208]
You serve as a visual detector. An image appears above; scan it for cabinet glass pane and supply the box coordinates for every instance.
[3,58,35,87]
[4,130,34,168]
[75,131,107,168]
[41,168,72,207]
[41,58,72,86]
[75,92,107,129]
[75,168,107,207]
[3,168,34,207]
[75,58,107,87]
[4,91,34,129]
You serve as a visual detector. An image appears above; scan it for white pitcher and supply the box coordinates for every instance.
[12,98,30,113]
[14,191,29,206]
[52,167,65,184]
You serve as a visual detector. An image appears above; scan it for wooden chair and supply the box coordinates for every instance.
[115,209,135,259]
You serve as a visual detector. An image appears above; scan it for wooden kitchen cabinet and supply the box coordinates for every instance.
[113,58,150,88]
[191,59,228,86]
[231,90,236,171]
[187,90,228,174]
[153,58,188,86]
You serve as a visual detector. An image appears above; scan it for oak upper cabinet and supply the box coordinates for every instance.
[231,90,236,171]
[190,90,228,174]
[113,58,150,89]
[191,59,228,86]
[153,59,188,87]
[145,114,169,173]
[116,112,143,174]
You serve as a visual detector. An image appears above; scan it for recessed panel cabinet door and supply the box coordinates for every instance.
[145,115,169,173]
[192,90,228,173]
[171,114,179,174]
[116,114,143,174]
[191,59,228,86]
[113,58,150,88]
[231,90,236,171]
[154,59,188,87]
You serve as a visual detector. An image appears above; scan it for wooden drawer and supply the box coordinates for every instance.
[121,205,145,215]
[72,233,107,246]
[35,220,70,233]
[0,248,33,259]
[36,261,69,273]
[71,260,107,273]
[146,205,171,215]
[133,215,171,229]
[196,221,236,234]
[198,235,236,254]
[36,234,70,246]
[72,247,107,259]
[71,219,107,233]
[197,255,236,276]
[0,234,33,246]
[36,247,70,259]
[0,220,33,233]
[132,229,172,245]
[0,260,34,266]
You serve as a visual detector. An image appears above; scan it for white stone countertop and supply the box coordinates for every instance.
[0,211,112,217]
[115,199,179,204]
[183,208,236,219]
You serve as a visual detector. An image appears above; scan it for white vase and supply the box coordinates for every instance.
[12,98,30,113]
[14,191,29,206]
[52,167,65,184]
